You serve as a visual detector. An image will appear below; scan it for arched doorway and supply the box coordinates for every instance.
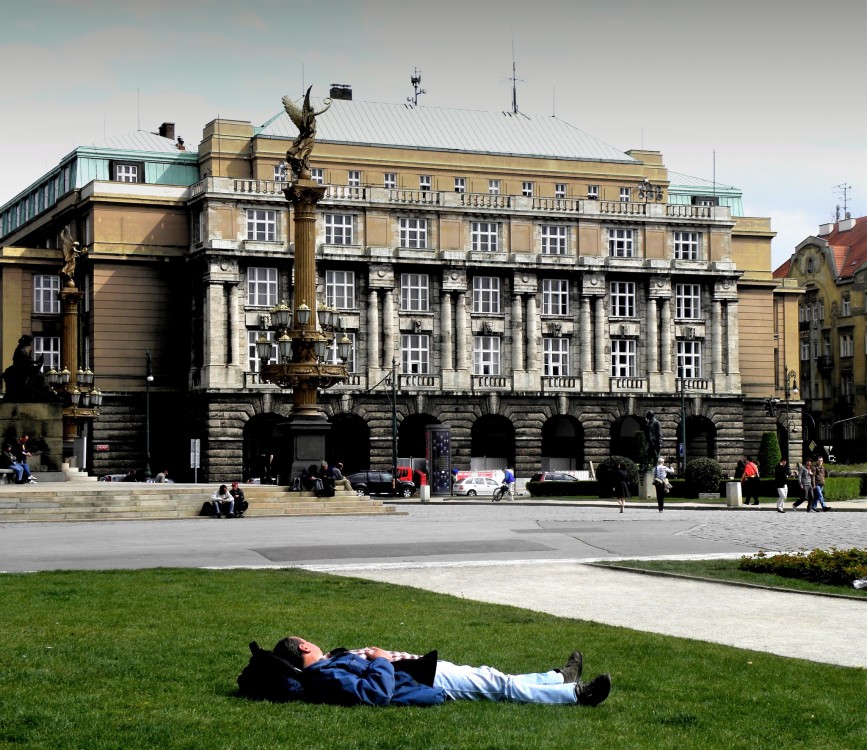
[242,413,285,481]
[676,415,717,462]
[327,414,370,475]
[471,415,515,470]
[609,415,645,463]
[541,416,585,470]
[398,413,440,467]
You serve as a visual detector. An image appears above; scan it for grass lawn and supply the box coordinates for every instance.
[593,559,867,599]
[1,568,864,750]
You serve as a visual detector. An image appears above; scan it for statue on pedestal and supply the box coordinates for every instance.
[60,227,87,286]
[1,336,57,403]
[282,87,332,179]
[643,410,662,468]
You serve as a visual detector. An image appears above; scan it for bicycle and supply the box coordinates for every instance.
[492,482,509,502]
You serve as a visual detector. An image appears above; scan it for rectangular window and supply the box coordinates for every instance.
[193,211,204,244]
[555,183,567,199]
[324,214,354,245]
[676,284,701,320]
[246,209,277,241]
[400,273,429,311]
[311,168,324,185]
[472,277,501,314]
[401,334,430,374]
[674,231,700,260]
[842,297,851,316]
[246,267,277,307]
[33,336,60,371]
[840,332,854,357]
[326,270,356,309]
[419,175,432,191]
[610,281,636,318]
[543,337,570,376]
[541,225,567,255]
[800,340,810,361]
[542,279,569,316]
[115,163,139,183]
[471,221,499,252]
[522,181,534,197]
[587,185,599,199]
[619,187,630,202]
[399,217,428,248]
[473,336,501,375]
[454,177,466,193]
[488,179,500,195]
[608,228,634,257]
[677,341,702,378]
[610,339,636,377]
[33,274,61,314]
[384,173,396,189]
[348,171,361,187]
[274,163,287,182]
[327,331,356,372]
[248,330,276,372]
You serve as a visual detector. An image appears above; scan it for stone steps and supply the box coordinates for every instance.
[0,483,397,522]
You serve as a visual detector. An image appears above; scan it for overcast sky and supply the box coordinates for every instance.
[1,0,865,269]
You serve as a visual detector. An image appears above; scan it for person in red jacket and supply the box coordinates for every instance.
[741,456,761,505]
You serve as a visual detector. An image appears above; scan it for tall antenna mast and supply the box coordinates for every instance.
[833,183,852,218]
[511,39,518,114]
[407,67,426,106]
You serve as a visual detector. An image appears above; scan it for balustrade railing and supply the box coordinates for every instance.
[677,378,710,392]
[599,201,647,216]
[610,377,646,392]
[666,204,712,219]
[398,374,441,389]
[471,375,511,390]
[541,376,581,391]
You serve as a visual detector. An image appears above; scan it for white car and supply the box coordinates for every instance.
[453,476,502,497]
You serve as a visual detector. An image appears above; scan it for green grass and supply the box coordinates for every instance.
[593,558,867,599]
[0,568,863,750]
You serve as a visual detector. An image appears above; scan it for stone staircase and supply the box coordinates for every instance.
[0,483,399,522]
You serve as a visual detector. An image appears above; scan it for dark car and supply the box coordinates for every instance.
[529,472,576,482]
[347,471,416,498]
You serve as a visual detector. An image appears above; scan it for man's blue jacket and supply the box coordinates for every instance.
[303,652,445,707]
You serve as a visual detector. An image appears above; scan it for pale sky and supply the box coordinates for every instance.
[1,0,865,269]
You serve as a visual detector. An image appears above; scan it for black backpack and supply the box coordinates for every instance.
[237,641,306,702]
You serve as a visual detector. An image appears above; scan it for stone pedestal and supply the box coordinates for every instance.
[726,481,742,507]
[641,469,655,500]
[277,414,331,485]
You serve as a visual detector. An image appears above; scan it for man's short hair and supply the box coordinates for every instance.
[274,637,304,669]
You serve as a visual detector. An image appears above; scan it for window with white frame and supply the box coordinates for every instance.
[419,175,432,191]
[522,181,534,197]
[609,281,636,318]
[454,177,466,193]
[400,273,429,311]
[326,270,356,309]
[384,173,396,189]
[816,300,824,320]
[473,336,501,375]
[555,183,566,198]
[842,296,851,316]
[399,217,428,248]
[401,334,430,374]
[543,337,570,376]
[619,187,630,202]
[823,336,831,355]
[247,330,276,372]
[114,163,140,183]
[587,185,599,199]
[348,170,361,187]
[246,209,277,241]
[246,267,277,307]
[610,339,636,376]
[675,284,701,320]
[542,279,569,316]
[812,340,819,358]
[800,339,810,361]
[33,336,60,371]
[488,179,500,195]
[324,214,354,245]
[674,231,700,260]
[33,274,61,314]
[471,221,499,252]
[608,228,634,257]
[541,225,567,255]
[677,340,702,378]
[274,163,288,182]
[311,168,324,185]
[327,331,356,372]
[472,277,501,314]
[193,210,204,244]
[840,332,854,357]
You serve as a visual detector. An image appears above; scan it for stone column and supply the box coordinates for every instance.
[442,292,453,370]
[456,292,468,369]
[383,288,395,368]
[526,294,538,367]
[580,296,592,372]
[228,283,241,367]
[660,298,672,373]
[594,296,605,372]
[512,294,524,371]
[726,301,740,374]
[647,297,658,373]
[367,288,380,369]
[712,299,723,373]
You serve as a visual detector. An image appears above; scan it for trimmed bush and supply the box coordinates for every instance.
[739,548,867,586]
[596,456,639,498]
[685,457,724,493]
[822,477,861,502]
[757,431,781,477]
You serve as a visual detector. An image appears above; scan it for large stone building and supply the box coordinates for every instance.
[775,215,867,463]
[1,89,798,481]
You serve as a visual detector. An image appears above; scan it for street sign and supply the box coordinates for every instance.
[190,439,201,469]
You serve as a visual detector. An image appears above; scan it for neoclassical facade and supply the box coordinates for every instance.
[0,92,797,480]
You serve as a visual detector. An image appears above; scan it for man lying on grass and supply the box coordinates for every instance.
[274,636,611,708]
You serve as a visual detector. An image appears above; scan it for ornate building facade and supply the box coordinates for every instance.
[1,92,797,480]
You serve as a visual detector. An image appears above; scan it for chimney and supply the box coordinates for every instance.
[329,84,352,101]
[158,122,175,140]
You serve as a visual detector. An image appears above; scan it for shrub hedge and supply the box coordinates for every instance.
[739,548,867,586]
[684,457,724,493]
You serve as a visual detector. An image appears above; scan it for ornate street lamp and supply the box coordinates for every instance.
[637,178,663,203]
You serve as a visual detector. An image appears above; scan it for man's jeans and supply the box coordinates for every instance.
[814,484,826,510]
[433,661,576,704]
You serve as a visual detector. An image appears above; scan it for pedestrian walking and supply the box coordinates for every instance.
[813,457,830,511]
[741,456,760,506]
[652,458,675,513]
[774,457,788,513]
[615,462,630,514]
[793,459,815,511]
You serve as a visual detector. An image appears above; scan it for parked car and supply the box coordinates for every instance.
[529,472,577,483]
[452,476,502,497]
[347,471,416,498]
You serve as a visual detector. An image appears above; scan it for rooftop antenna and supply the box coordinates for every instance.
[407,67,426,106]
[552,86,556,117]
[833,183,852,219]
[510,37,519,113]
[301,63,305,98]
[137,88,140,130]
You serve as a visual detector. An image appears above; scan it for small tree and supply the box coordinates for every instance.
[685,457,724,494]
[596,456,639,498]
[758,431,782,477]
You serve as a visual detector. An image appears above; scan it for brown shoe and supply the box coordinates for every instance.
[558,651,583,683]
[575,674,611,706]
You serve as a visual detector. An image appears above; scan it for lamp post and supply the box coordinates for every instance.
[145,350,153,479]
[782,365,798,461]
[680,375,687,475]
